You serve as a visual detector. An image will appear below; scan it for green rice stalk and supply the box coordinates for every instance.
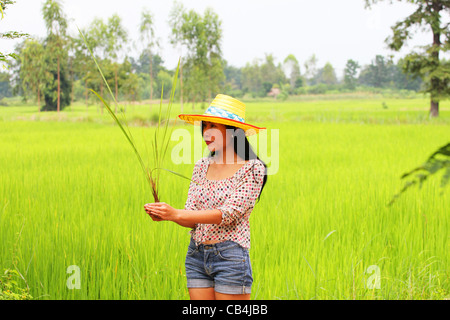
[78,26,195,203]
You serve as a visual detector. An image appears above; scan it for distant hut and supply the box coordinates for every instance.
[268,87,281,99]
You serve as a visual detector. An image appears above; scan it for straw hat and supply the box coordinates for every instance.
[177,94,266,136]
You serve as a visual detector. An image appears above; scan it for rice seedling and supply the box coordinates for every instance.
[78,27,193,203]
[0,112,448,300]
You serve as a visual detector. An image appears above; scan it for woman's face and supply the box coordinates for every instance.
[202,121,233,154]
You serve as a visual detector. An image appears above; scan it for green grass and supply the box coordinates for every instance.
[0,96,449,300]
[2,95,450,125]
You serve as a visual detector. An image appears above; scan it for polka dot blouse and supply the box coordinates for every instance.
[184,157,266,249]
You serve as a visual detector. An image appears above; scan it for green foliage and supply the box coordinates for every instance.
[277,83,290,101]
[0,0,29,68]
[241,54,286,98]
[20,39,46,105]
[42,0,67,37]
[365,0,450,114]
[344,59,360,90]
[2,0,444,108]
[0,71,11,98]
[359,55,393,88]
[0,269,33,300]
[40,0,71,111]
[169,2,224,104]
[403,50,450,101]
[130,51,164,79]
[121,71,141,102]
[80,26,195,204]
[283,54,301,92]
[358,54,423,91]
[306,83,328,95]
[303,54,318,86]
[40,45,71,111]
[389,142,450,206]
[222,62,243,97]
[0,108,448,299]
[318,62,338,85]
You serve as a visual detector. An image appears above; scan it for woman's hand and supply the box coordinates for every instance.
[144,203,163,221]
[144,202,179,222]
[145,209,163,221]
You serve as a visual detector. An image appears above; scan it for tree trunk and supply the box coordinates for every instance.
[180,58,183,113]
[100,81,104,114]
[150,54,153,114]
[85,80,89,110]
[429,3,441,118]
[57,56,61,113]
[115,66,118,113]
[430,100,439,117]
[208,67,212,101]
[71,82,74,107]
[37,87,41,112]
[192,93,196,111]
[70,60,74,106]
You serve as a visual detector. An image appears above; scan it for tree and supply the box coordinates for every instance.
[42,0,70,112]
[393,58,423,90]
[77,18,109,111]
[283,54,301,92]
[72,26,95,109]
[130,50,163,77]
[20,39,46,110]
[241,55,286,97]
[366,0,450,117]
[122,68,141,105]
[343,59,360,90]
[241,58,263,97]
[318,62,338,85]
[169,3,224,110]
[0,0,29,68]
[169,1,186,111]
[0,71,12,98]
[304,54,318,85]
[155,69,175,99]
[139,8,159,110]
[223,61,243,97]
[105,14,128,110]
[358,55,394,88]
[260,54,286,88]
[81,15,127,112]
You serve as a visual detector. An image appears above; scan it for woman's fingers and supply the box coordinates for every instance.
[144,207,164,220]
[147,211,162,221]
[149,214,162,221]
[144,203,168,222]
[146,202,166,207]
[144,206,159,216]
[146,206,162,213]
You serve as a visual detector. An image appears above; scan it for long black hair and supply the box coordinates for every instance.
[201,121,268,202]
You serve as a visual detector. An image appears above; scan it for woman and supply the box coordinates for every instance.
[144,94,267,300]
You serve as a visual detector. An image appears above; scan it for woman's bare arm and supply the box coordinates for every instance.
[173,209,223,228]
[144,202,222,228]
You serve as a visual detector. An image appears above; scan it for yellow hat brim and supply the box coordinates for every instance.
[178,114,265,136]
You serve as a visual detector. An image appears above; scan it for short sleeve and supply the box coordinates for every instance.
[217,160,266,226]
[183,159,203,211]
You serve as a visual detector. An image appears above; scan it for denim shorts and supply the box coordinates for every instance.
[185,238,253,295]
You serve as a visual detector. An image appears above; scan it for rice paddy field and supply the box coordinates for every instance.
[0,94,449,300]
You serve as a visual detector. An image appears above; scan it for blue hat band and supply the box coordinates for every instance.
[204,106,245,123]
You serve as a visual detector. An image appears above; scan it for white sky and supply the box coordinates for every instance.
[0,0,434,78]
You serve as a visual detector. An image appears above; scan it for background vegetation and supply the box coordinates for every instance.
[1,0,448,117]
[0,0,449,300]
